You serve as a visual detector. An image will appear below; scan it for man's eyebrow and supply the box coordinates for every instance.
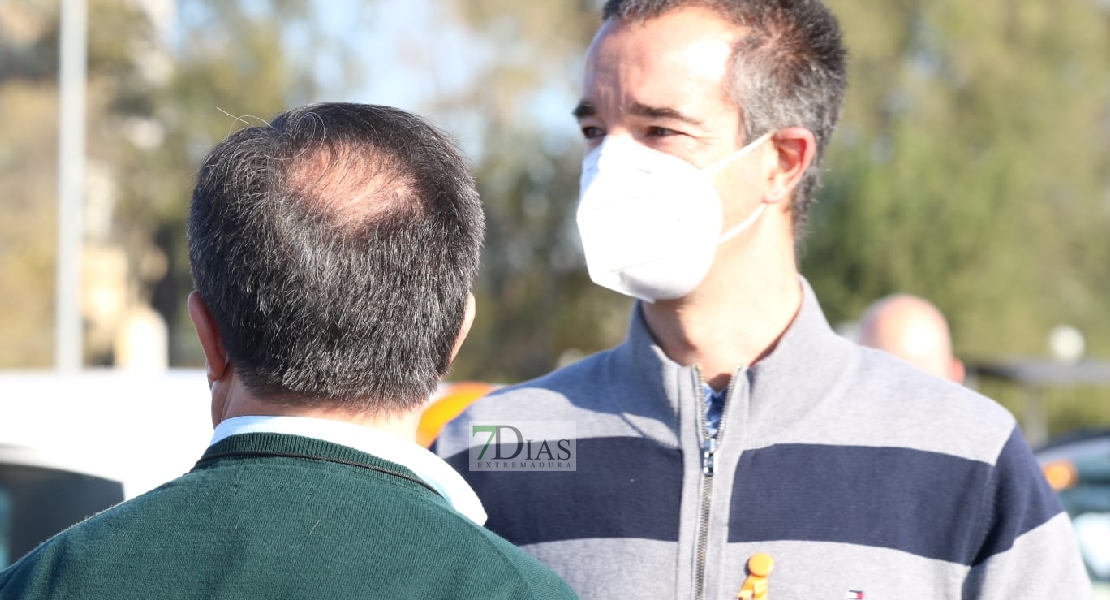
[572,101,595,119]
[628,101,703,126]
[572,100,704,127]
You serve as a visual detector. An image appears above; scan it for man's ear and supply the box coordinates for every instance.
[187,291,228,385]
[449,293,477,364]
[949,358,966,386]
[764,127,816,203]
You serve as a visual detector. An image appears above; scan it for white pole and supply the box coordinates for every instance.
[55,0,87,372]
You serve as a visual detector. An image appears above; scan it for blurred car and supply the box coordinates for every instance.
[1035,429,1110,598]
[0,370,213,568]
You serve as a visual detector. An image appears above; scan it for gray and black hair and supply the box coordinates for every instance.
[188,102,484,414]
[603,0,847,240]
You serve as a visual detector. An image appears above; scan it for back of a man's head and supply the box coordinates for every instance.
[857,294,965,384]
[188,102,484,414]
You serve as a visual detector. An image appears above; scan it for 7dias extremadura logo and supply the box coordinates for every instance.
[468,421,576,471]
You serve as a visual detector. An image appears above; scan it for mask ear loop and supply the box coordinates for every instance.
[702,131,775,177]
[710,131,774,243]
[718,203,766,243]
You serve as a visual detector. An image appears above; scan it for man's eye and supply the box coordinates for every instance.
[647,126,679,137]
[581,126,604,139]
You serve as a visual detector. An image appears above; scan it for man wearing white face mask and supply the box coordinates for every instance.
[435,1,1092,599]
[576,131,772,301]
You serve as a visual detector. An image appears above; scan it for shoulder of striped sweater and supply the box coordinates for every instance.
[831,345,1019,462]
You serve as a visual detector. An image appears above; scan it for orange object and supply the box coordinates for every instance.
[1042,459,1078,491]
[416,382,496,448]
[737,553,774,600]
[747,553,774,578]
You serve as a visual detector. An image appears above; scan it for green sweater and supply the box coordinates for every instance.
[0,433,578,600]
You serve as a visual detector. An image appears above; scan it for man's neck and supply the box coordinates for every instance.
[211,379,422,442]
[642,259,802,391]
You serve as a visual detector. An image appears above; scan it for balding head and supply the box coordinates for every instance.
[188,103,484,414]
[857,294,965,383]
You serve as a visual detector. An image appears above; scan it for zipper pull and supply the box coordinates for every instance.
[702,437,717,475]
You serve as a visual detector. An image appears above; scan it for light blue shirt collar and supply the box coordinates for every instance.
[211,416,487,525]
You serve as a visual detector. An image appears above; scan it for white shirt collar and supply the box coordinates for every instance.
[210,415,487,525]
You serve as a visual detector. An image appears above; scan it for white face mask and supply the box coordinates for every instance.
[576,132,773,302]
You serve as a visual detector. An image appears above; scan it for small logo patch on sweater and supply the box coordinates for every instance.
[846,591,865,599]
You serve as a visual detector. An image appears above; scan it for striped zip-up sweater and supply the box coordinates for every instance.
[437,280,1092,600]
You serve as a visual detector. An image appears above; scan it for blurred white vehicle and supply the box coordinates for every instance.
[0,370,212,567]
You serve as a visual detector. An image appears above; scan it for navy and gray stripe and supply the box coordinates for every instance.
[447,427,1060,567]
[446,436,683,545]
[726,427,1061,565]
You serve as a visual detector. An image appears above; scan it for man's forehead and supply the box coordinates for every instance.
[582,10,740,111]
[588,13,738,73]
[581,31,737,120]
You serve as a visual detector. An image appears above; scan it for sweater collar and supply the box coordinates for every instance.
[211,416,487,525]
[622,275,841,366]
[618,276,853,441]
[744,277,855,444]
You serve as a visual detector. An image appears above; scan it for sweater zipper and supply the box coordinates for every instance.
[693,366,738,600]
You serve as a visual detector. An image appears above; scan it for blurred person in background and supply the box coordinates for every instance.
[435,0,1091,598]
[0,102,577,600]
[857,293,965,384]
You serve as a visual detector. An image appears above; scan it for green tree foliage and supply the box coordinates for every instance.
[810,0,1110,356]
[806,0,1110,432]
[0,0,375,367]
